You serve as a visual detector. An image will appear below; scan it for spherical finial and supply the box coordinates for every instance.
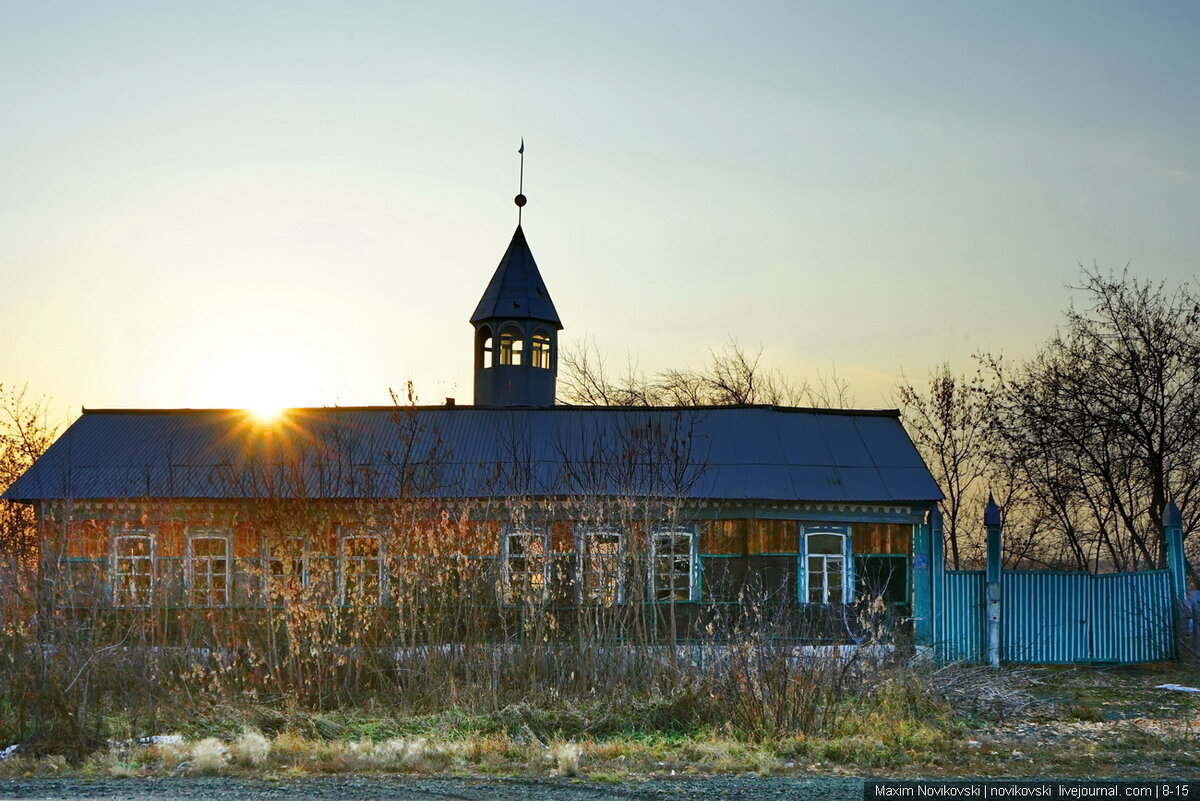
[514,194,527,207]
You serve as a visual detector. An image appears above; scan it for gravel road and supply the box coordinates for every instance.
[0,776,867,800]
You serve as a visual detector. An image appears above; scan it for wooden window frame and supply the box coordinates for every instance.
[337,527,387,606]
[650,524,698,602]
[800,525,852,605]
[110,529,155,607]
[502,525,550,604]
[186,529,232,607]
[262,535,308,599]
[577,526,623,604]
[530,330,552,369]
[499,327,523,366]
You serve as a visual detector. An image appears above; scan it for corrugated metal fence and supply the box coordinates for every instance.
[938,568,1174,664]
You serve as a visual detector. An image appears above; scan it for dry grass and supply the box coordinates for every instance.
[551,741,582,776]
[188,737,228,775]
[233,728,271,767]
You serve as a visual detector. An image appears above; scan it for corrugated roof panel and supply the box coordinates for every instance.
[815,415,873,467]
[695,465,796,501]
[4,406,942,504]
[875,466,945,503]
[786,466,850,502]
[830,466,890,501]
[854,416,925,467]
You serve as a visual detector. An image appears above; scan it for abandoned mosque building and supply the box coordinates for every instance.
[4,205,949,645]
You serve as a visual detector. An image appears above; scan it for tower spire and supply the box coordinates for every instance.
[515,137,527,225]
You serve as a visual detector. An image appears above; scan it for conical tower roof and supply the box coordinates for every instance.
[470,225,562,328]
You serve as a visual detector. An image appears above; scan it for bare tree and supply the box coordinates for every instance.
[559,338,854,409]
[896,364,992,568]
[980,267,1200,572]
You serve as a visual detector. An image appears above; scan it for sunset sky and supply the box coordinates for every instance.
[3,2,1198,421]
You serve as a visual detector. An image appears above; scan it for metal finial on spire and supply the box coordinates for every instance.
[514,137,527,224]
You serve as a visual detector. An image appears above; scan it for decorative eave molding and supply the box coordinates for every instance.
[42,497,931,527]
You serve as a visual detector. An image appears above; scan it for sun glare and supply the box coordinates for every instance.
[189,335,335,416]
[248,404,285,424]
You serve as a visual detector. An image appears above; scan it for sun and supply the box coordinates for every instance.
[189,335,335,417]
[247,402,286,424]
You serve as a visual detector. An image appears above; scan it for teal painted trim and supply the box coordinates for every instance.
[797,528,806,602]
[648,522,701,603]
[797,524,851,604]
[1165,522,1186,601]
[684,504,931,524]
[911,519,931,645]
[757,507,928,524]
[700,553,742,559]
[930,510,945,662]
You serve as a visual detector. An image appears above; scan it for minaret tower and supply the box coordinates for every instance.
[470,141,562,406]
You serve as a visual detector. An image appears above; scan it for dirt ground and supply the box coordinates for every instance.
[0,776,869,801]
[931,664,1200,778]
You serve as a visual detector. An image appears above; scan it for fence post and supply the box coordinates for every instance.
[1164,501,1186,601]
[1164,501,1190,662]
[930,507,945,660]
[985,494,1002,668]
[912,512,932,647]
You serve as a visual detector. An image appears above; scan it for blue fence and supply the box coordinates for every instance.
[937,568,1174,664]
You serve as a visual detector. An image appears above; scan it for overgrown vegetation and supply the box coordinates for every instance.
[0,663,1193,779]
[0,538,931,762]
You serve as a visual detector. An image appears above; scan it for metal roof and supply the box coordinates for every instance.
[3,405,942,504]
[469,225,562,327]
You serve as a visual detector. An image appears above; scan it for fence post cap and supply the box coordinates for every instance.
[984,493,1001,526]
[1164,500,1182,528]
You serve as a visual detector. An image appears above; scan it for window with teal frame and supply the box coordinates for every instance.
[799,526,852,604]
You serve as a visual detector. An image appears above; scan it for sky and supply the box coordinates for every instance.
[2,1,1198,422]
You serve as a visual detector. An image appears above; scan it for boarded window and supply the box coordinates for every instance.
[853,523,912,555]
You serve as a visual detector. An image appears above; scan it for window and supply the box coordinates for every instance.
[339,530,385,605]
[651,526,697,602]
[264,535,308,596]
[499,327,523,366]
[855,555,908,606]
[804,529,848,604]
[531,331,552,369]
[187,532,231,607]
[504,527,549,602]
[578,527,622,604]
[111,531,154,606]
[476,326,493,369]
